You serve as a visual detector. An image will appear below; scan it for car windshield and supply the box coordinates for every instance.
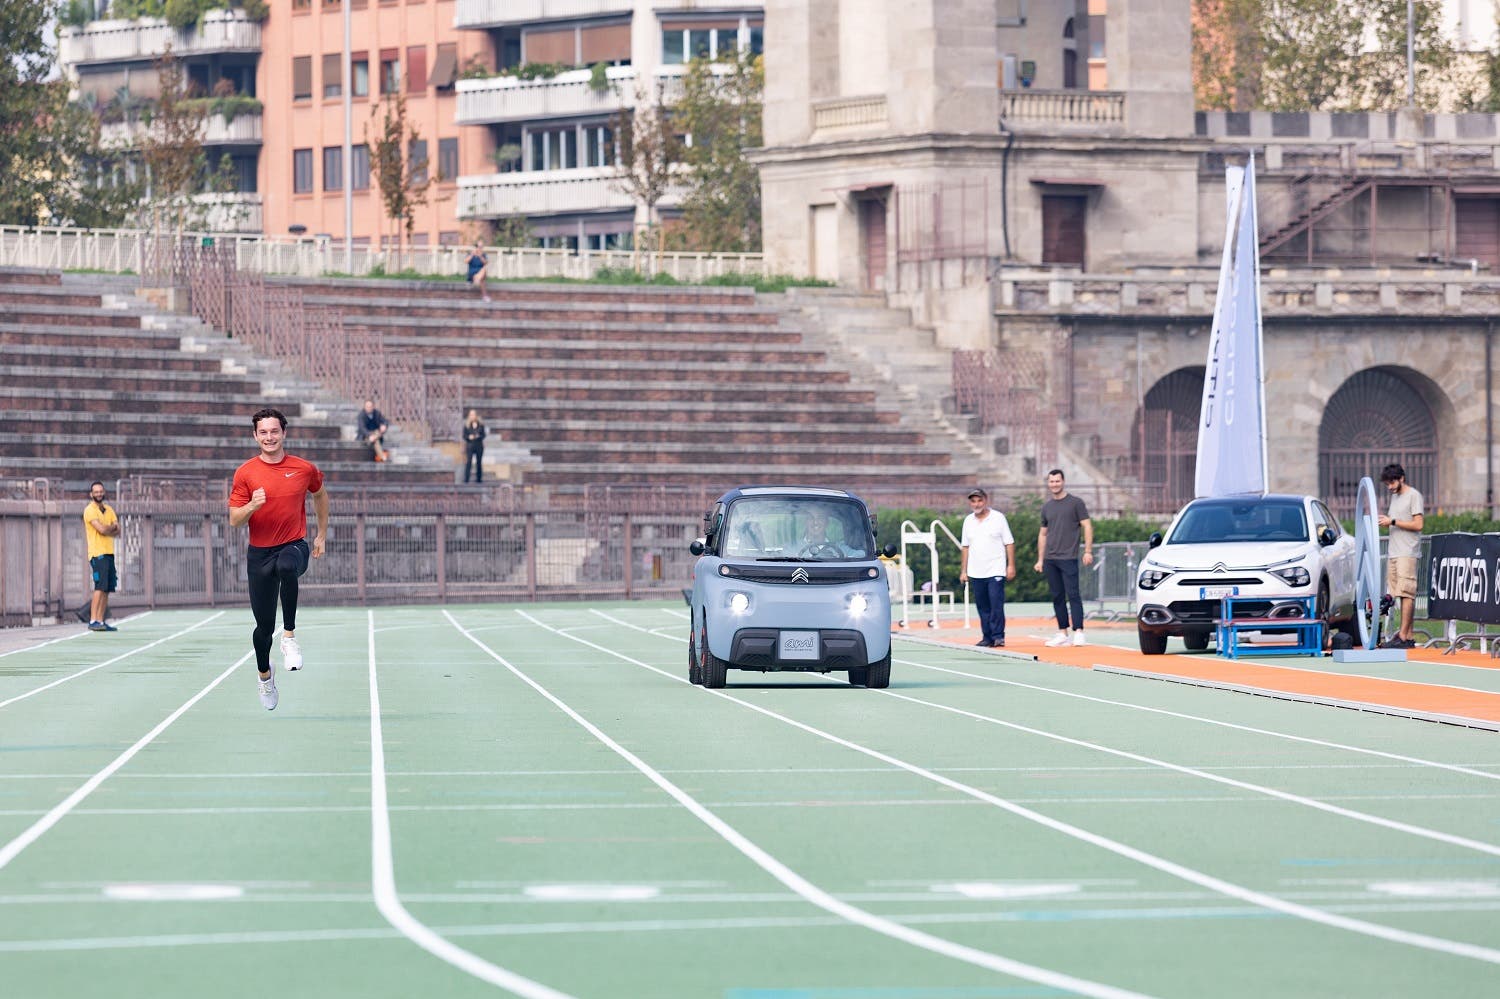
[722,496,872,560]
[1167,499,1309,544]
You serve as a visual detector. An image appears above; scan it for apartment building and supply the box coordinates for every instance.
[60,8,265,231]
[261,0,489,247]
[60,1,490,247]
[452,0,763,250]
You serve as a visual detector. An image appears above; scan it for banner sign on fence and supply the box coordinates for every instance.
[1426,533,1500,624]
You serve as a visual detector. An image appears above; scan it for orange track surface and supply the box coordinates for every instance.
[899,615,1500,728]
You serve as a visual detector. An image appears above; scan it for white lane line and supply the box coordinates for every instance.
[660,608,690,620]
[480,609,1153,999]
[0,611,155,660]
[0,611,226,711]
[894,655,1500,783]
[365,610,577,999]
[1,789,1489,819]
[13,897,1500,955]
[557,611,1500,966]
[873,687,1500,858]
[0,649,248,874]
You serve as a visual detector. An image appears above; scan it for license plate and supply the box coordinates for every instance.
[778,631,820,661]
[1199,585,1240,600]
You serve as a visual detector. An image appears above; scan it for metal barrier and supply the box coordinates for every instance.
[895,518,971,631]
[0,478,700,626]
[1081,540,1142,621]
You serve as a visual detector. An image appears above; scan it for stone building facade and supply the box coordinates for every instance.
[755,0,1500,514]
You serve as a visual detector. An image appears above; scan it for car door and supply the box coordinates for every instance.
[1312,499,1356,615]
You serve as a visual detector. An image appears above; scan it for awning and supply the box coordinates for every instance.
[428,47,458,90]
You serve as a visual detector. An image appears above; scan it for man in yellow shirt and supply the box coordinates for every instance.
[83,481,120,632]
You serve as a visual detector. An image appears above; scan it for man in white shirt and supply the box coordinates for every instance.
[959,488,1016,648]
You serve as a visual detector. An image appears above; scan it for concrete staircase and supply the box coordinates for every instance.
[776,287,994,480]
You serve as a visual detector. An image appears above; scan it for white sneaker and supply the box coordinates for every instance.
[1044,631,1070,647]
[1072,631,1087,647]
[258,668,278,711]
[281,634,303,672]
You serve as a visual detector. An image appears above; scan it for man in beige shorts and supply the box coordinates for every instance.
[1377,462,1423,649]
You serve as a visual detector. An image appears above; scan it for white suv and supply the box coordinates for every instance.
[1134,494,1357,654]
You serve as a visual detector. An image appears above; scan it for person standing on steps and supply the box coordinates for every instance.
[462,409,487,483]
[228,408,328,711]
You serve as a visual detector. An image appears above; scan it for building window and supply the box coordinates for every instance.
[661,18,762,64]
[293,148,314,193]
[409,139,428,185]
[293,56,312,101]
[352,143,370,191]
[439,230,461,246]
[352,55,369,98]
[407,45,427,94]
[322,53,342,99]
[529,127,576,171]
[380,50,400,95]
[438,137,458,182]
[582,125,613,167]
[580,23,631,65]
[323,146,342,191]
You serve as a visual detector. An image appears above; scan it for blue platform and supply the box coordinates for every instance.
[1216,595,1325,659]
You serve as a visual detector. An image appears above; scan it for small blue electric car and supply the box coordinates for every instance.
[687,486,896,688]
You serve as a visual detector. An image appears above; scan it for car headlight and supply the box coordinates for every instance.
[1138,568,1172,590]
[727,591,752,615]
[1269,565,1311,587]
[847,593,870,616]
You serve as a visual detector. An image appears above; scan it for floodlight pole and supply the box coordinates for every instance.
[1406,0,1415,107]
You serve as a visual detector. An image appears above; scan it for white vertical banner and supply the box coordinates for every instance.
[1195,156,1268,498]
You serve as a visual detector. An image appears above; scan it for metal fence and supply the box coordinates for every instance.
[0,478,704,627]
[0,225,769,282]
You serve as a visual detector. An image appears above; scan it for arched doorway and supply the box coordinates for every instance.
[1134,367,1203,512]
[1318,368,1438,513]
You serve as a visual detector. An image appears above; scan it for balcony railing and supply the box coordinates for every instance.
[812,95,889,131]
[454,0,635,29]
[457,167,682,218]
[456,66,636,125]
[60,10,262,66]
[100,111,263,148]
[194,193,262,234]
[999,88,1125,128]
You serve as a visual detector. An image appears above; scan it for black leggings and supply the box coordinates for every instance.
[247,539,309,673]
[464,446,483,482]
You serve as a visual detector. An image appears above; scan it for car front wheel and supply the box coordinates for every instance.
[687,639,703,685]
[1138,628,1167,655]
[1183,630,1211,652]
[701,648,728,688]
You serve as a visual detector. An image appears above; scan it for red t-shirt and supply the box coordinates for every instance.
[229,453,325,548]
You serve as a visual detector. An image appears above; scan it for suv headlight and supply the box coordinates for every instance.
[1138,568,1172,590]
[1269,565,1311,587]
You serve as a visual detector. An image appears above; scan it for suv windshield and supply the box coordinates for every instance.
[722,496,872,560]
[1168,499,1309,545]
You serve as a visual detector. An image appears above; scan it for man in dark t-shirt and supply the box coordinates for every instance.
[1033,468,1093,648]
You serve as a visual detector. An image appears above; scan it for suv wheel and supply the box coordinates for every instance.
[1138,628,1167,655]
[1183,630,1210,652]
[701,649,728,688]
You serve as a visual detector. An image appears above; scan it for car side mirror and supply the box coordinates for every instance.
[1318,526,1336,547]
[689,538,706,556]
[882,543,898,558]
[1148,532,1163,549]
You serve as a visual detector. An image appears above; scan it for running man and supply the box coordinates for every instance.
[228,408,328,711]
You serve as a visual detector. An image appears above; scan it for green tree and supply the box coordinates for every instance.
[140,48,210,234]
[1192,0,1263,111]
[366,90,433,262]
[0,0,138,226]
[611,80,680,251]
[674,51,763,253]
